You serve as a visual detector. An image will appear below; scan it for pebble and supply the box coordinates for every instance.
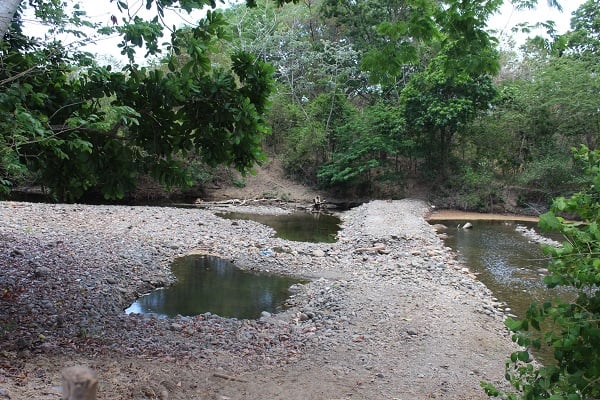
[312,249,326,257]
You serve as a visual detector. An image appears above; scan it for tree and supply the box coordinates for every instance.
[221,0,375,185]
[563,0,599,58]
[0,0,284,200]
[273,0,565,191]
[0,0,21,40]
[401,61,498,177]
[456,0,599,206]
[317,101,412,194]
[365,0,502,177]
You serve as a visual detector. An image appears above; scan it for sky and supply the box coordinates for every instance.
[22,0,587,65]
[21,0,229,65]
[488,0,586,47]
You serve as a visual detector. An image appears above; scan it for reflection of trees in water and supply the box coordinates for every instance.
[216,212,340,243]
[131,255,301,318]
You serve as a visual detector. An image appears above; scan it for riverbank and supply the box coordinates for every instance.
[427,209,540,222]
[0,199,518,399]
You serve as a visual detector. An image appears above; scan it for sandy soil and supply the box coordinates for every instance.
[202,159,326,204]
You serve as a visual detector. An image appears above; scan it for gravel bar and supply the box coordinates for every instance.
[0,199,518,399]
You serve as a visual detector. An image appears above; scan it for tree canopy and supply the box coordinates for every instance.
[0,0,283,200]
[2,0,595,204]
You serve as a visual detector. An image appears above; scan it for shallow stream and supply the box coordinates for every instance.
[438,219,573,363]
[440,220,571,317]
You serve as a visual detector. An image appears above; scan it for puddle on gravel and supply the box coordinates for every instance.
[125,255,306,319]
[216,211,340,243]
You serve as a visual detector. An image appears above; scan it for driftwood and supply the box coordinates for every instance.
[355,243,388,254]
[62,366,97,400]
[194,198,279,206]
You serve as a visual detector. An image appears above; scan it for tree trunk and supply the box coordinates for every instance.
[0,0,22,41]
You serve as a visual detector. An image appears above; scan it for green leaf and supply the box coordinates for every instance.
[517,351,530,362]
[505,318,523,331]
[539,211,562,232]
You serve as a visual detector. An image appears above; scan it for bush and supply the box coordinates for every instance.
[434,162,503,212]
[515,155,582,196]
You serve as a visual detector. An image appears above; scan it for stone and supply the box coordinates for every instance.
[10,248,25,257]
[169,323,183,331]
[298,312,309,321]
[61,365,98,400]
[34,266,52,278]
[312,249,326,257]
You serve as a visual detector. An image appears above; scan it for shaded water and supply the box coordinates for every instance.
[125,255,305,319]
[216,211,340,243]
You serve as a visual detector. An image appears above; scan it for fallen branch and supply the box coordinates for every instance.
[195,198,278,206]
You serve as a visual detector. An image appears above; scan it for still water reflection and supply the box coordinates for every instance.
[125,255,305,319]
[216,211,340,243]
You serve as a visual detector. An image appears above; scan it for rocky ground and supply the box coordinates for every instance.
[0,198,520,399]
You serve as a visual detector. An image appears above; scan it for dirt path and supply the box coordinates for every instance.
[202,158,327,203]
[0,199,518,399]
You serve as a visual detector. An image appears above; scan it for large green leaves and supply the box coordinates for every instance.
[181,51,273,171]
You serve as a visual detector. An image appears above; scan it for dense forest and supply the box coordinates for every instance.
[0,0,598,211]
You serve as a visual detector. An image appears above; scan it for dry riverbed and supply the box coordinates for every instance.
[0,199,518,399]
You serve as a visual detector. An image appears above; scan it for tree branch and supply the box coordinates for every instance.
[48,123,130,140]
[0,65,39,86]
